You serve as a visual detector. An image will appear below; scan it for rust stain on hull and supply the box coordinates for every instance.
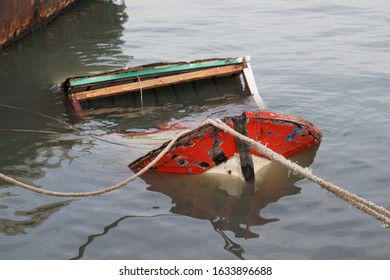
[0,0,80,48]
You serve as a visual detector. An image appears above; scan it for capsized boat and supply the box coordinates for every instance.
[128,111,322,181]
[61,55,263,113]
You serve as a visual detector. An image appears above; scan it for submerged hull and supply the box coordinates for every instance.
[142,144,320,242]
[61,56,263,113]
[129,111,322,181]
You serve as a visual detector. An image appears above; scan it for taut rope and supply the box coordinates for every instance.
[204,119,390,227]
[0,117,389,227]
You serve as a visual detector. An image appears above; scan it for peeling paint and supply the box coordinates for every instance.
[177,158,189,167]
[0,0,80,48]
[129,111,323,176]
[285,128,298,142]
[209,128,229,165]
[199,161,211,168]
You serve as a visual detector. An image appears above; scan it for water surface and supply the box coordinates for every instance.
[0,0,389,259]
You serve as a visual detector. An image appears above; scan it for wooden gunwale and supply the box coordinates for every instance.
[66,57,244,89]
[61,56,252,113]
[70,64,245,102]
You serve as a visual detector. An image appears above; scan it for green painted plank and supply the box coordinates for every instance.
[69,57,243,87]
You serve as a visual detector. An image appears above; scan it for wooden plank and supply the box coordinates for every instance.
[243,62,265,110]
[72,64,246,102]
[68,57,244,87]
[69,93,84,114]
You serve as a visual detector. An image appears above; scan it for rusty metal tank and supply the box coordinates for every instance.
[0,0,80,48]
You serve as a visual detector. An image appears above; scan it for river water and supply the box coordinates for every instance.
[0,0,389,259]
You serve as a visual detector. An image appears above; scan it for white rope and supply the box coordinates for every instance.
[1,117,389,227]
[204,118,390,227]
[136,76,144,113]
[0,130,189,197]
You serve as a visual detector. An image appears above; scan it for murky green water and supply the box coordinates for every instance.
[1,0,389,259]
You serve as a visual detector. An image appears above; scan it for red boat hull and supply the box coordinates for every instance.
[128,111,322,180]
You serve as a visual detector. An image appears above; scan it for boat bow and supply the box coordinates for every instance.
[129,111,322,181]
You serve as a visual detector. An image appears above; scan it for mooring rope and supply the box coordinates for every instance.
[0,117,389,227]
[0,103,137,148]
[204,119,390,227]
[0,130,189,197]
[0,128,62,134]
[136,76,144,113]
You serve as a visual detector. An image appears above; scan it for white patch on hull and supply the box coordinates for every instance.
[205,153,271,181]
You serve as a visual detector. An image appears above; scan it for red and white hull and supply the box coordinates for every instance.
[129,111,322,181]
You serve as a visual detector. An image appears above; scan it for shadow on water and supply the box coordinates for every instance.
[71,144,320,260]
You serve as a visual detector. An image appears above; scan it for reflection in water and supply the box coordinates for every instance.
[144,145,319,258]
[1,132,95,183]
[0,0,130,170]
[0,200,73,236]
[70,213,176,260]
[0,0,129,97]
[72,145,319,259]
